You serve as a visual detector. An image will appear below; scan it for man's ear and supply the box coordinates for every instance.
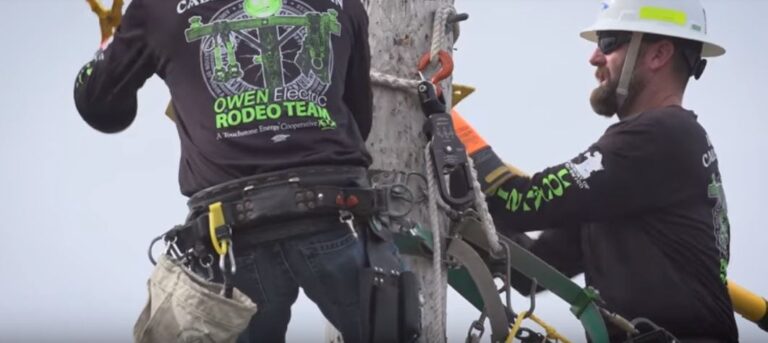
[646,40,676,72]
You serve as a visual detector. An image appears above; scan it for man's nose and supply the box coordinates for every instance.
[589,47,605,66]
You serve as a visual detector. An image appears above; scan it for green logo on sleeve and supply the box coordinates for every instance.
[708,173,731,283]
[495,168,573,212]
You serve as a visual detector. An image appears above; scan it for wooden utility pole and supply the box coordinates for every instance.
[327,0,457,342]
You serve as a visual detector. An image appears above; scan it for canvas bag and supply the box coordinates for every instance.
[133,255,257,343]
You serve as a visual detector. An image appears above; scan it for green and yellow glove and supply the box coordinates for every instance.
[451,110,527,195]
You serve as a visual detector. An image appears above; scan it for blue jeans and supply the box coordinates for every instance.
[229,218,393,343]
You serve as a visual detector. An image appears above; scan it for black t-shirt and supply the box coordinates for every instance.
[74,0,373,196]
[489,106,738,341]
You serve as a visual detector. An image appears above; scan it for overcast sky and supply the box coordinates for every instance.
[0,0,766,342]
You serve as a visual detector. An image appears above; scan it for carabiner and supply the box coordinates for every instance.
[417,50,454,97]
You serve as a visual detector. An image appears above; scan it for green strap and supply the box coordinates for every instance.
[495,234,609,342]
[394,225,611,343]
[446,239,510,343]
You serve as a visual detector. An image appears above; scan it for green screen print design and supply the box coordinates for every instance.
[183,0,342,133]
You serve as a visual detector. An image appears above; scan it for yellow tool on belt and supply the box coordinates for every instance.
[208,202,229,257]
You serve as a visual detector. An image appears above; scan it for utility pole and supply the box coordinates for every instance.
[327,0,457,342]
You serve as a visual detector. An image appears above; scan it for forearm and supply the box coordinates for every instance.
[342,1,373,140]
[74,56,138,133]
[73,0,154,133]
[345,40,372,139]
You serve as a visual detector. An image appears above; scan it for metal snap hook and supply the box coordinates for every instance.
[417,50,454,97]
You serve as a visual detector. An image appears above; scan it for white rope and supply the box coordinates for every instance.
[467,156,502,253]
[370,71,419,93]
[369,6,468,336]
[370,5,460,92]
[430,6,457,62]
[424,142,447,331]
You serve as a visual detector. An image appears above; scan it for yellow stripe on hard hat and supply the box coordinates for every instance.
[639,6,687,26]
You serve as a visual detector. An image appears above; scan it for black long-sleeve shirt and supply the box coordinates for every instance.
[74,0,373,196]
[488,106,738,342]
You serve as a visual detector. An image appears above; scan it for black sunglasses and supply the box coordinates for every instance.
[597,31,633,55]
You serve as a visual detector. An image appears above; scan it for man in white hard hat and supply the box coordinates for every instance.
[452,0,738,341]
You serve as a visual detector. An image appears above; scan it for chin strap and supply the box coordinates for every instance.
[616,32,644,110]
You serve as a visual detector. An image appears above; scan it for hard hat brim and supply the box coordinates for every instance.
[580,25,725,58]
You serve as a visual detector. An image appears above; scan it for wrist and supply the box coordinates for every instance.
[471,146,514,194]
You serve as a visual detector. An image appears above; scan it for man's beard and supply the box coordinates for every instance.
[590,69,646,118]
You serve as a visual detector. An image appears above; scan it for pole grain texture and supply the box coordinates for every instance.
[326,0,457,342]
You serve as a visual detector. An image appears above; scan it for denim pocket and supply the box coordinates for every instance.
[299,228,365,307]
[232,253,268,307]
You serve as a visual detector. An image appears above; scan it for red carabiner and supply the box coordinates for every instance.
[417,50,454,97]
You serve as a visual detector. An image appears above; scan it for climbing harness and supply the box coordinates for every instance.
[148,166,422,342]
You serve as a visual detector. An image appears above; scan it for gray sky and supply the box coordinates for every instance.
[1,0,766,342]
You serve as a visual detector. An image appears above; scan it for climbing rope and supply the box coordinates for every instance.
[467,156,502,253]
[370,71,420,93]
[429,6,458,63]
[370,4,460,93]
[424,141,449,336]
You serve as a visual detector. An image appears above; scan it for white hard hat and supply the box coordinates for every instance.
[580,0,725,57]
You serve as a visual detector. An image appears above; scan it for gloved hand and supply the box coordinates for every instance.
[451,110,527,194]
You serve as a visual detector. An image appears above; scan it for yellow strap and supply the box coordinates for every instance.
[528,313,571,343]
[208,202,229,256]
[85,0,124,44]
[506,311,571,343]
[506,311,528,343]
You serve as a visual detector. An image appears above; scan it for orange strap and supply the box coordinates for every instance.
[451,110,488,155]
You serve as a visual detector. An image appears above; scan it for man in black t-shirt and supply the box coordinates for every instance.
[455,0,738,341]
[73,0,401,341]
